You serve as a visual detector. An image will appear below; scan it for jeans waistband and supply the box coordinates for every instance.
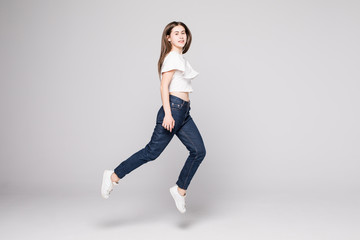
[169,95,190,106]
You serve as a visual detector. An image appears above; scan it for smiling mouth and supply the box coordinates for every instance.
[179,40,184,43]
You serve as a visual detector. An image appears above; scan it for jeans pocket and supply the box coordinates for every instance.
[170,102,183,110]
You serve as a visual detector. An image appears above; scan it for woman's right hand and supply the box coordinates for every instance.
[162,114,175,132]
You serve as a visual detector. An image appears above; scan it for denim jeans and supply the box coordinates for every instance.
[114,95,206,190]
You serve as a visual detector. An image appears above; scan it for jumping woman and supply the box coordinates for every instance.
[101,21,206,214]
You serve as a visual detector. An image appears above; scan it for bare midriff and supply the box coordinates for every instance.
[169,92,190,102]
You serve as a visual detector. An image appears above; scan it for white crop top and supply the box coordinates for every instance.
[160,51,199,93]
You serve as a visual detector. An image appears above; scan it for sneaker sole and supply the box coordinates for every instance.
[101,170,112,199]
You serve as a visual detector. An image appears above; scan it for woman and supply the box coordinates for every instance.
[101,21,206,214]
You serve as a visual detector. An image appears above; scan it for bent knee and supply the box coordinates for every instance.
[146,151,160,161]
[196,146,206,160]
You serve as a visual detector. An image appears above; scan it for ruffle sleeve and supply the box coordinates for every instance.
[183,61,199,79]
[161,52,186,73]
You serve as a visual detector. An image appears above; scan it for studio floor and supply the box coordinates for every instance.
[1,189,359,240]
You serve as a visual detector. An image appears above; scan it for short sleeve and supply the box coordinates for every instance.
[161,52,186,73]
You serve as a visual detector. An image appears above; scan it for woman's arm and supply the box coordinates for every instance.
[160,70,175,115]
[160,70,175,132]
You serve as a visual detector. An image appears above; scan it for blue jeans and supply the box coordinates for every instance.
[114,95,206,190]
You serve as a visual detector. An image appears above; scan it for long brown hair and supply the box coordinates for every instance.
[157,21,192,79]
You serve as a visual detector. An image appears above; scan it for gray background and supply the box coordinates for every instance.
[1,0,359,239]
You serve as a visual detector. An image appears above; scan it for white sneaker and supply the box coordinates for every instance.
[101,170,119,199]
[169,185,186,213]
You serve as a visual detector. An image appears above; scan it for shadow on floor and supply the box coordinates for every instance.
[94,199,218,229]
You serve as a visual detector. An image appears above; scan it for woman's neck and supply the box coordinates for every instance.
[171,47,183,54]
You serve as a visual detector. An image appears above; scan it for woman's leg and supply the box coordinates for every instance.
[175,115,206,190]
[113,122,175,179]
[113,105,185,179]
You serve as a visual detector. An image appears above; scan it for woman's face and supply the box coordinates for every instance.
[167,25,187,49]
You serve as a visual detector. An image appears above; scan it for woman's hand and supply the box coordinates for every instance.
[162,114,175,132]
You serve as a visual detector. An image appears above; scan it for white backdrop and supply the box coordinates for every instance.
[0,0,359,201]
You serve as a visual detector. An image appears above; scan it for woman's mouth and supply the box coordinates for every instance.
[179,40,184,43]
